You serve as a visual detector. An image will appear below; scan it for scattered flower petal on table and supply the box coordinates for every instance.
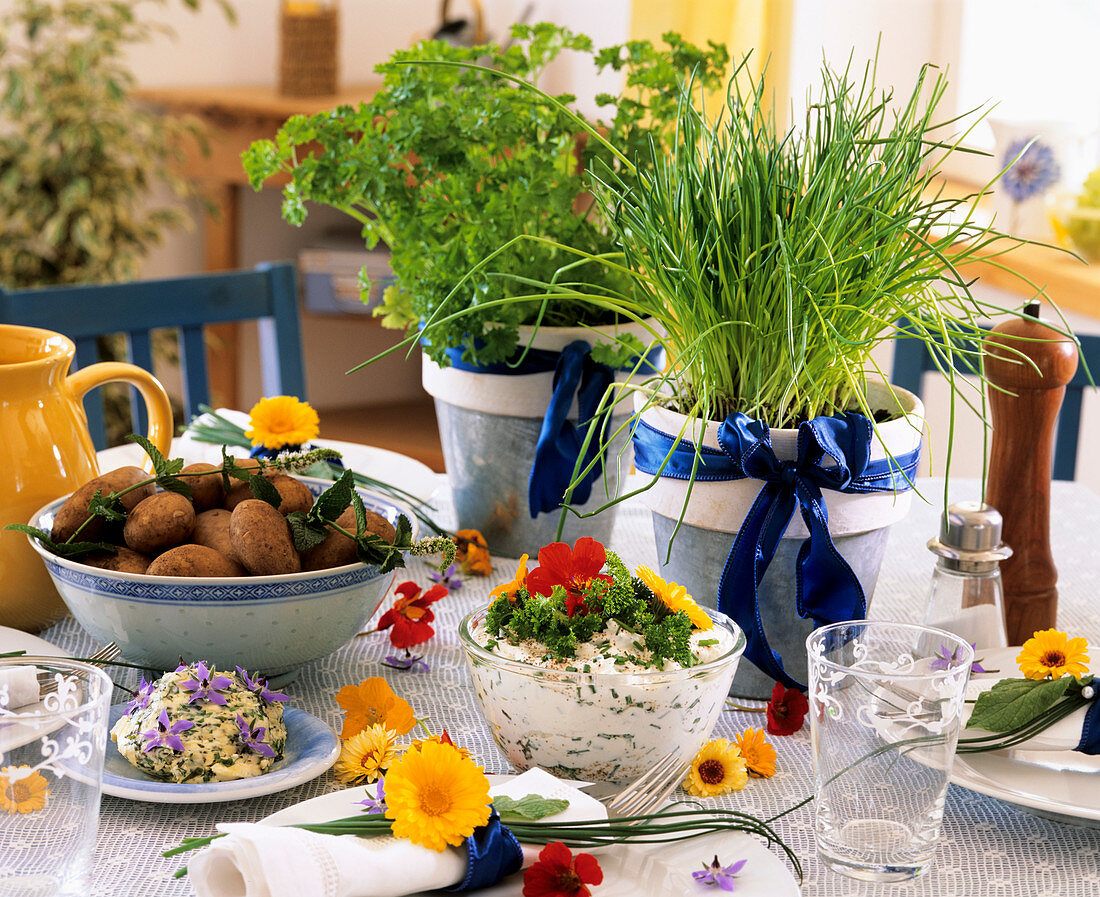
[1017,629,1090,680]
[384,739,491,851]
[335,725,399,784]
[0,766,49,815]
[383,651,430,673]
[429,563,463,591]
[692,855,747,891]
[766,682,809,736]
[734,727,776,778]
[376,581,447,650]
[522,841,603,897]
[684,739,748,797]
[335,677,417,738]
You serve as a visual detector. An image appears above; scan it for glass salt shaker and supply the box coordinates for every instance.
[922,501,1012,649]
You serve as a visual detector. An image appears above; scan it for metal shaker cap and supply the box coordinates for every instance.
[926,501,1013,573]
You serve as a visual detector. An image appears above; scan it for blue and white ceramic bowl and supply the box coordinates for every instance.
[27,477,416,675]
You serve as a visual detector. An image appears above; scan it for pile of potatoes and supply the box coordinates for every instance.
[50,462,396,578]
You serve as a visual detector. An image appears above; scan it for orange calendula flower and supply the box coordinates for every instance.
[489,554,529,603]
[455,529,492,576]
[334,724,400,784]
[1017,629,1090,680]
[734,727,777,778]
[408,728,472,761]
[0,766,49,814]
[245,395,320,449]
[335,677,416,739]
[635,565,712,631]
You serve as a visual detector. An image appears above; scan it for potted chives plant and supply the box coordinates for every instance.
[412,54,1070,696]
[243,24,728,557]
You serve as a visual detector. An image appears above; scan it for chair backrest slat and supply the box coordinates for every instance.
[0,263,306,450]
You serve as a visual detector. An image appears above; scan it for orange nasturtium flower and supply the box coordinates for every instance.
[335,677,416,739]
[489,554,529,603]
[455,529,492,576]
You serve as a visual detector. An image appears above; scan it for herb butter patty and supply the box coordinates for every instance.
[110,662,288,784]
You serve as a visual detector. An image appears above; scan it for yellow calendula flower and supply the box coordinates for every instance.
[734,727,777,778]
[1017,629,1090,680]
[455,529,492,576]
[384,739,491,851]
[0,766,49,814]
[635,565,712,631]
[245,396,320,449]
[334,725,399,784]
[489,554,528,602]
[683,739,747,797]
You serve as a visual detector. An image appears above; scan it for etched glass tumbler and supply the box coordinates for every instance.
[0,658,112,896]
[806,622,973,882]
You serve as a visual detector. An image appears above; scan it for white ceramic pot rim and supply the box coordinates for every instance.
[636,381,925,538]
[422,318,660,418]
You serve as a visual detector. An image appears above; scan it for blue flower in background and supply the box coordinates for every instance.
[1001,137,1061,203]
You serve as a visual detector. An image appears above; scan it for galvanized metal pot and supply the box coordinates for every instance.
[639,383,926,698]
[423,321,652,559]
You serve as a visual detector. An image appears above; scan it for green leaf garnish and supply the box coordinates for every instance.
[492,794,570,822]
[967,677,1077,732]
[286,511,327,553]
[4,523,118,559]
[248,473,282,509]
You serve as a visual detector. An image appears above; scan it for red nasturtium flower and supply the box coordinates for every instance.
[522,841,603,897]
[376,581,447,649]
[525,538,613,618]
[766,682,809,736]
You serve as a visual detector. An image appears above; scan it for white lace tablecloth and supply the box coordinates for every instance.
[39,477,1100,897]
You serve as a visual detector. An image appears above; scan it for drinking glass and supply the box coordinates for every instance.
[0,658,113,896]
[806,621,973,882]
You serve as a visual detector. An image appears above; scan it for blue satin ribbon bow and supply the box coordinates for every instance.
[446,809,523,891]
[1076,691,1100,754]
[446,340,660,518]
[632,410,920,690]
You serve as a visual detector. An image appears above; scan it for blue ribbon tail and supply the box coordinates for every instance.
[527,341,613,518]
[1075,695,1100,754]
[446,810,523,892]
[794,480,867,629]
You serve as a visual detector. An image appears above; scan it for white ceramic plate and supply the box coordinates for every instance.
[98,409,440,506]
[0,626,69,660]
[102,705,339,803]
[263,777,801,897]
[951,646,1100,827]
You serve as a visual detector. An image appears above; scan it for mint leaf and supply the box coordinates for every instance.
[248,473,282,509]
[967,677,1075,732]
[126,433,177,476]
[493,794,570,821]
[286,512,327,552]
[4,523,118,559]
[87,489,126,523]
[157,476,192,500]
[313,469,355,523]
[352,492,367,536]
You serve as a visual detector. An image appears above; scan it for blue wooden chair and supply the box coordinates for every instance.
[892,321,1098,481]
[0,262,306,448]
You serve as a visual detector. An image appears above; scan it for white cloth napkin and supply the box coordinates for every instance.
[0,667,42,710]
[188,768,607,897]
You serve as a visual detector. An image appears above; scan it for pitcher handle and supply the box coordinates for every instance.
[67,362,174,464]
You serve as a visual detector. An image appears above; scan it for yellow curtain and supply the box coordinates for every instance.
[628,0,793,120]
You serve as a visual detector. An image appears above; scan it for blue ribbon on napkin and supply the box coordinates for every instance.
[633,410,920,690]
[446,341,660,518]
[1075,691,1100,754]
[446,809,523,892]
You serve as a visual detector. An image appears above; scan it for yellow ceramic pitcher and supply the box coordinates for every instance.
[0,324,173,632]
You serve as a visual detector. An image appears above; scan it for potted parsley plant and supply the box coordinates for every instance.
[242,24,728,558]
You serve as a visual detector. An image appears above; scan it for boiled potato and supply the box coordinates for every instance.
[230,499,300,575]
[181,462,225,512]
[51,466,154,542]
[80,546,151,574]
[191,509,238,563]
[123,492,195,555]
[265,474,313,516]
[147,544,246,577]
[300,507,396,571]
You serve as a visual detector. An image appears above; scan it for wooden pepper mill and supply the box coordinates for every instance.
[983,303,1079,645]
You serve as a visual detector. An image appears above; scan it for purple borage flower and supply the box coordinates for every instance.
[429,563,462,591]
[692,856,747,891]
[930,643,987,674]
[355,778,387,815]
[1000,137,1061,203]
[140,709,193,754]
[236,714,277,759]
[236,667,289,704]
[382,651,429,673]
[180,661,233,705]
[125,677,155,715]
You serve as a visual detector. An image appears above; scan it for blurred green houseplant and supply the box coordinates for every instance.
[0,0,233,288]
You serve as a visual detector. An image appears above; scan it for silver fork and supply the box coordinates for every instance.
[599,749,687,818]
[37,642,121,695]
